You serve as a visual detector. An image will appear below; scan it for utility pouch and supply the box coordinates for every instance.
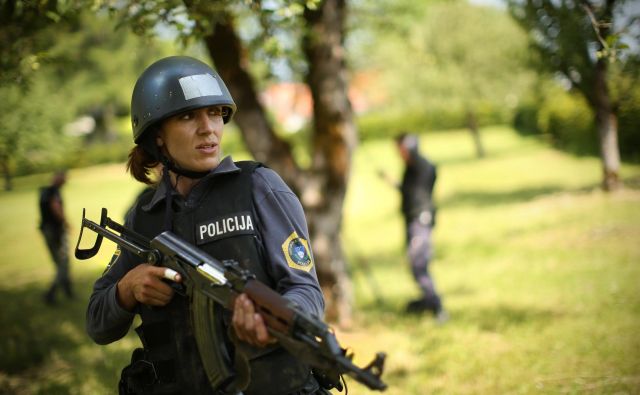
[119,348,158,395]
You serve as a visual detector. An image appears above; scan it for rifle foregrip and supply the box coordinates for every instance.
[243,280,294,333]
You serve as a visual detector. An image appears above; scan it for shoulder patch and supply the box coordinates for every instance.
[282,232,313,272]
[102,246,121,275]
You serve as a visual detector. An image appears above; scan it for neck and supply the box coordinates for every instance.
[170,172,200,196]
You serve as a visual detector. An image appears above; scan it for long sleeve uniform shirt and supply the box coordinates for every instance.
[400,152,437,223]
[86,157,325,345]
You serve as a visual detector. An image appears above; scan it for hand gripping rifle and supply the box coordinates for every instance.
[75,208,387,392]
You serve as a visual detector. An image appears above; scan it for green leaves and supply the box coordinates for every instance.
[353,1,533,122]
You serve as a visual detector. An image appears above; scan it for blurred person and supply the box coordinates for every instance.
[85,56,327,395]
[379,132,447,322]
[39,169,73,304]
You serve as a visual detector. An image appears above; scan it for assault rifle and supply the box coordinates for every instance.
[75,208,386,392]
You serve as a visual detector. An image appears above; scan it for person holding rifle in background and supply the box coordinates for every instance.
[380,132,448,323]
[85,56,328,395]
[39,170,73,305]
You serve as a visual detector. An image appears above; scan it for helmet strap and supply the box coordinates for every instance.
[146,130,211,179]
[158,154,210,231]
[139,126,212,230]
[165,160,211,179]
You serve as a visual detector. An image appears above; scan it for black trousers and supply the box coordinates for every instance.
[41,224,72,299]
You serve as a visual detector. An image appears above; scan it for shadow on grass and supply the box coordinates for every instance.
[433,137,544,167]
[0,272,135,393]
[439,184,595,209]
[354,293,561,335]
[0,282,89,373]
[440,173,640,210]
[623,174,640,190]
[453,303,561,332]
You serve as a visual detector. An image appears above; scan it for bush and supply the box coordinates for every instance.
[513,103,540,135]
[356,105,509,141]
[542,92,598,156]
[71,139,131,168]
[513,78,640,163]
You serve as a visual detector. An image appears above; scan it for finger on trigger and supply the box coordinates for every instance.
[163,268,179,282]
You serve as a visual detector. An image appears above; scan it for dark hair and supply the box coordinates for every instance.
[395,132,408,145]
[126,145,160,185]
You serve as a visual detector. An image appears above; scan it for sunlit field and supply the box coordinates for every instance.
[1,126,639,394]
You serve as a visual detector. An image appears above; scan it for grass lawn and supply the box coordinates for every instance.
[1,126,639,394]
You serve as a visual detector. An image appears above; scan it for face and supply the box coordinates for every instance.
[53,172,67,186]
[157,106,226,172]
[396,142,410,163]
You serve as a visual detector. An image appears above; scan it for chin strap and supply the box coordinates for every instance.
[159,157,211,231]
[165,160,211,179]
[141,135,212,230]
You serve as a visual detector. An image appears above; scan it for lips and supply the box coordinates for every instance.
[196,142,218,153]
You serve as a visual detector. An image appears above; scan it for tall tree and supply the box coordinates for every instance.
[0,0,84,87]
[507,0,639,191]
[50,12,167,143]
[0,78,70,189]
[0,6,165,189]
[0,0,83,189]
[113,0,356,325]
[350,0,533,157]
[415,2,533,158]
[200,1,356,325]
[301,0,356,324]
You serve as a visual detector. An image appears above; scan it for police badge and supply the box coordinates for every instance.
[282,232,313,272]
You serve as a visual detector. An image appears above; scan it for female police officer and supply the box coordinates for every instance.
[86,56,326,395]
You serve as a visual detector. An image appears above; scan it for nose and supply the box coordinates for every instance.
[195,109,217,135]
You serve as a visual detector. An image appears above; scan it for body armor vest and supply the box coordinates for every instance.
[123,161,313,395]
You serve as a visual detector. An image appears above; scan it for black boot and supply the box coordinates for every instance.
[405,298,431,313]
[43,286,57,305]
[62,279,75,299]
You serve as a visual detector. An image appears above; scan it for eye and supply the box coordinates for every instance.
[177,111,195,120]
[208,106,229,118]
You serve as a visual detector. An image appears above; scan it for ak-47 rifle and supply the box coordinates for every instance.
[75,208,386,392]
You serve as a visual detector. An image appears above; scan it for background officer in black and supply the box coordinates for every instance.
[39,170,73,304]
[381,133,447,322]
[86,56,326,394]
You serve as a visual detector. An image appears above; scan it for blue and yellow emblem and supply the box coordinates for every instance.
[102,246,121,275]
[282,232,313,272]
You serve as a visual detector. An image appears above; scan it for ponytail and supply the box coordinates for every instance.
[126,145,160,185]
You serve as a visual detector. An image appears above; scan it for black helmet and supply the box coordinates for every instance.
[131,56,236,143]
[396,132,419,153]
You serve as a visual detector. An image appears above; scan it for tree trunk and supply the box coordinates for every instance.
[203,20,302,190]
[201,3,356,326]
[0,154,12,191]
[302,0,356,327]
[467,109,485,158]
[593,54,622,191]
[89,104,117,143]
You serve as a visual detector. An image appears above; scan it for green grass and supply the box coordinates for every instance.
[1,126,639,394]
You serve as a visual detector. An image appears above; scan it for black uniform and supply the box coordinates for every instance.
[39,183,72,302]
[87,157,325,395]
[400,151,443,314]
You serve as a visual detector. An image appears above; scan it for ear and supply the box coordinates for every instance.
[156,133,164,147]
